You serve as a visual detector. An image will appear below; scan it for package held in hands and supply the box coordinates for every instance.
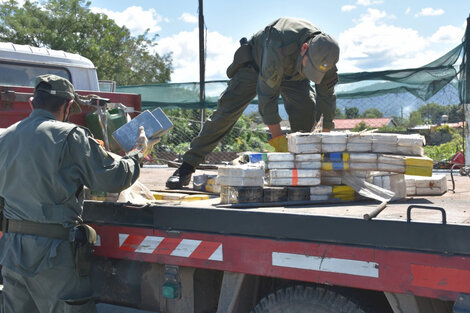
[150,108,174,139]
[112,110,163,152]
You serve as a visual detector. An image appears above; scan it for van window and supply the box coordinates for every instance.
[0,62,71,87]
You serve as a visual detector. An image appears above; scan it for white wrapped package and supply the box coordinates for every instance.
[410,174,447,195]
[322,143,346,153]
[289,144,322,154]
[347,143,372,152]
[350,171,369,178]
[216,176,264,187]
[310,185,333,195]
[397,134,425,147]
[321,132,348,144]
[350,162,378,171]
[372,143,398,154]
[372,133,398,144]
[407,186,417,196]
[310,194,330,201]
[416,187,446,195]
[267,161,295,169]
[378,154,406,165]
[270,177,321,186]
[349,153,377,163]
[378,163,405,173]
[348,133,373,143]
[371,173,406,200]
[295,161,322,169]
[270,169,320,178]
[295,153,321,162]
[267,152,295,161]
[396,145,424,156]
[405,177,416,187]
[287,132,321,144]
[218,164,265,178]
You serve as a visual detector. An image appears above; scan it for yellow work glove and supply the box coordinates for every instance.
[268,135,288,152]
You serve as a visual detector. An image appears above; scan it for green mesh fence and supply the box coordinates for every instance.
[118,24,468,166]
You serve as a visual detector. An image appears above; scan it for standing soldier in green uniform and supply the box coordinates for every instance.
[166,17,340,189]
[0,74,156,313]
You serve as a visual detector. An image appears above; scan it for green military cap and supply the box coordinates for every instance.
[304,33,340,84]
[35,74,82,115]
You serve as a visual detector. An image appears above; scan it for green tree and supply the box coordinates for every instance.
[0,0,172,85]
[361,108,383,118]
[334,108,345,119]
[448,104,463,123]
[407,111,423,128]
[345,107,359,119]
[418,103,448,124]
[352,121,370,132]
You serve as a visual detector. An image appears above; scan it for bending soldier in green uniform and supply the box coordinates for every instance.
[0,75,156,313]
[166,17,340,189]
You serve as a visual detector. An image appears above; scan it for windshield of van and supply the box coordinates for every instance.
[0,62,71,87]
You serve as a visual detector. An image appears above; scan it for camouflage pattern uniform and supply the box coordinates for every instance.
[183,17,338,167]
[0,108,141,313]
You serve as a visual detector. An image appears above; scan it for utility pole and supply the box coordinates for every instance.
[198,0,206,128]
[464,15,470,166]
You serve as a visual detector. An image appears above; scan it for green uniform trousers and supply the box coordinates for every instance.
[183,66,317,167]
[1,241,96,313]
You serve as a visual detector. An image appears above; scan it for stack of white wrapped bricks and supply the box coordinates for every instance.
[215,132,445,204]
[287,132,425,155]
[285,132,432,178]
[405,174,447,196]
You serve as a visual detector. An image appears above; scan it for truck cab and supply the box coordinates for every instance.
[0,42,100,91]
[0,42,139,133]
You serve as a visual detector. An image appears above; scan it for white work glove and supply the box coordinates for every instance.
[133,126,161,157]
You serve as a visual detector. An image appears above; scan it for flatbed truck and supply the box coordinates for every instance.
[2,41,470,313]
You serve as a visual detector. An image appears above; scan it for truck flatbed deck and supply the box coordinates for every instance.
[84,168,470,256]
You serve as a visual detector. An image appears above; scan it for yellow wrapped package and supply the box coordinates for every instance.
[405,156,433,177]
[332,185,355,201]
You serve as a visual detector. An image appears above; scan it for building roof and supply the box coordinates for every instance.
[333,118,396,130]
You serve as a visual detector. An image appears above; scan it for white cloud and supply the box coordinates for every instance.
[338,8,432,72]
[179,12,198,24]
[90,6,165,35]
[415,8,444,17]
[356,0,383,6]
[405,8,411,15]
[155,28,238,82]
[341,5,356,12]
[430,25,464,43]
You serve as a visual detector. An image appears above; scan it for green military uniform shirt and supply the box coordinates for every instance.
[0,109,141,276]
[250,17,338,129]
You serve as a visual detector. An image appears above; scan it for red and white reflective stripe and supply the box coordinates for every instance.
[272,252,379,278]
[118,234,223,261]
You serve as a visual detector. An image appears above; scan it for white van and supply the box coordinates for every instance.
[0,42,100,91]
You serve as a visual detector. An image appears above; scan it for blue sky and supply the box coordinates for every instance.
[88,0,468,83]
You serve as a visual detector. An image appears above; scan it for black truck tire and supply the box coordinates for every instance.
[250,285,372,313]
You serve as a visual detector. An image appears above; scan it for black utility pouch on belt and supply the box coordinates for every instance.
[69,224,97,277]
[226,37,255,78]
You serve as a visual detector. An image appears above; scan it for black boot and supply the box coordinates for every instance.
[166,162,196,189]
